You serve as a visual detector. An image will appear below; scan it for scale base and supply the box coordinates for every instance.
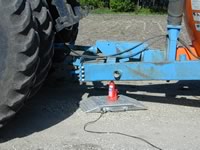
[80,95,147,113]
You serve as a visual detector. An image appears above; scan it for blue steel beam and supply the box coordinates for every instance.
[82,60,200,81]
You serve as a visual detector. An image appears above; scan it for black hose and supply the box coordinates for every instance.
[71,34,167,59]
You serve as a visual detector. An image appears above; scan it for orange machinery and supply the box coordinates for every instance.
[177,0,200,60]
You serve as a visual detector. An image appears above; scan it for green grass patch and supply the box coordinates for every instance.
[91,8,114,14]
[90,7,167,15]
[136,8,167,15]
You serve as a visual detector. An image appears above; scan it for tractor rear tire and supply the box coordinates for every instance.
[48,0,80,44]
[28,0,55,97]
[0,0,40,127]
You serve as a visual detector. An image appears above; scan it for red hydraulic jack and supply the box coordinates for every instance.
[80,81,147,113]
[108,81,119,102]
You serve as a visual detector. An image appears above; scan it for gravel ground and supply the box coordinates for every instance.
[0,14,200,150]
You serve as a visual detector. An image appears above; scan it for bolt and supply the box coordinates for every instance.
[114,71,122,80]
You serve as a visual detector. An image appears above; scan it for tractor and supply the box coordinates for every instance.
[0,0,200,127]
[0,0,85,127]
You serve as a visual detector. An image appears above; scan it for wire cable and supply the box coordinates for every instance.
[116,35,167,59]
[107,34,166,57]
[71,34,167,59]
[84,113,163,150]
[178,38,200,60]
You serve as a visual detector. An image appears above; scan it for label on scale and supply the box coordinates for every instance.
[192,0,200,10]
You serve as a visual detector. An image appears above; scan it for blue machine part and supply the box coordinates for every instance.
[95,40,148,59]
[70,25,198,82]
[167,25,181,61]
[82,60,200,81]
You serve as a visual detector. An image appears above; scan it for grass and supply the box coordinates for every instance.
[90,8,117,14]
[90,7,167,15]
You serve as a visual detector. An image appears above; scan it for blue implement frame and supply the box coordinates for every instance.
[67,25,200,82]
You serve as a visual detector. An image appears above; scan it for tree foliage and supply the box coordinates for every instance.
[79,0,104,8]
[110,0,136,12]
[79,0,168,12]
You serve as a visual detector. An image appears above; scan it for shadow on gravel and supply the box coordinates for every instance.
[119,80,200,108]
[0,80,87,143]
[82,80,200,108]
[0,80,200,142]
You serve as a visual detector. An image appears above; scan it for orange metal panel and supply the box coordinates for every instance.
[176,46,198,60]
[184,0,200,56]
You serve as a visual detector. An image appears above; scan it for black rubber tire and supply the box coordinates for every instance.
[58,0,80,44]
[0,0,40,127]
[48,0,79,44]
[28,0,55,97]
[54,23,79,44]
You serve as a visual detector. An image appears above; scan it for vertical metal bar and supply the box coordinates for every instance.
[167,25,181,62]
[167,0,184,61]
